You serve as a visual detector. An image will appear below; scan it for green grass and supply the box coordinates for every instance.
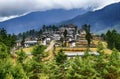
[16,46,35,54]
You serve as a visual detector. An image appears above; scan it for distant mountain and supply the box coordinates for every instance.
[61,2,120,33]
[0,9,86,34]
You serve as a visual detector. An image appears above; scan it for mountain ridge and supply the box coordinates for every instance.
[0,2,120,34]
[0,9,86,34]
[61,2,120,33]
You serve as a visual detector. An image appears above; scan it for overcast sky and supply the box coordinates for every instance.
[0,0,120,22]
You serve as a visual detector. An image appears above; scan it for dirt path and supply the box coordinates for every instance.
[43,40,55,61]
[44,40,55,52]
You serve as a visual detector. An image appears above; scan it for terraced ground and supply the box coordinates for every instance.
[55,40,112,54]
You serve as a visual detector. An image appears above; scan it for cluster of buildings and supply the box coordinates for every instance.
[16,24,102,48]
[39,24,102,48]
[16,24,103,58]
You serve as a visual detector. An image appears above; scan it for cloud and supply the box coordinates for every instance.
[0,0,120,22]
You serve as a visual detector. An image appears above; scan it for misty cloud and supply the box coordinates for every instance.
[0,0,120,22]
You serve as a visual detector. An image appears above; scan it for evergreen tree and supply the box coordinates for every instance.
[63,29,67,47]
[0,42,8,59]
[38,29,43,38]
[101,33,106,40]
[60,37,64,47]
[0,28,16,51]
[32,45,46,62]
[83,24,92,47]
[21,35,25,47]
[106,29,120,50]
[30,45,46,79]
[104,48,120,79]
[17,50,27,63]
[42,25,46,32]
[55,50,67,79]
[55,50,67,64]
[12,63,28,79]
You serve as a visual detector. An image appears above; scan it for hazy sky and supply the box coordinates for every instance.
[0,0,120,22]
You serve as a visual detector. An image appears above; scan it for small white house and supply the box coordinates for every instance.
[53,34,61,40]
[68,37,72,41]
[16,41,22,47]
[41,37,51,45]
[69,40,76,47]
[46,37,51,41]
[42,39,47,45]
[24,41,37,47]
[65,52,100,59]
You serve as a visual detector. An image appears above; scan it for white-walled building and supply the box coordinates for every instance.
[24,41,37,47]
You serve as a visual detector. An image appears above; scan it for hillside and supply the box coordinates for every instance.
[0,9,86,34]
[0,2,120,34]
[61,2,120,33]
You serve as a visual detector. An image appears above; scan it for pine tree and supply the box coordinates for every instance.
[32,45,46,62]
[55,50,67,64]
[17,50,27,63]
[63,29,68,47]
[83,24,92,47]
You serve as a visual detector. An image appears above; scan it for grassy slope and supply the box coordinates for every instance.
[16,46,35,54]
[93,40,112,54]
